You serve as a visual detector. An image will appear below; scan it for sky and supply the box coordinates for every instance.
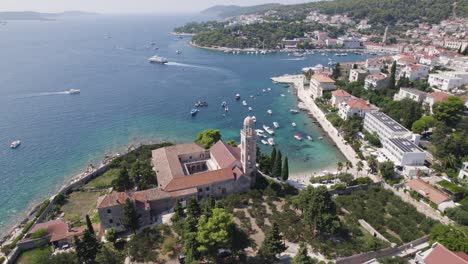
[0,0,310,14]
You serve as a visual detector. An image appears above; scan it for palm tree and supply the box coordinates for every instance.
[337,162,343,174]
[345,161,352,174]
[356,161,364,177]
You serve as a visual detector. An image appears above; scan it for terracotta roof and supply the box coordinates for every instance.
[398,56,418,64]
[164,167,236,192]
[332,89,351,97]
[152,143,206,188]
[28,219,97,242]
[427,91,450,102]
[210,140,241,169]
[424,243,468,264]
[366,73,387,81]
[343,98,372,110]
[408,64,427,71]
[312,73,335,83]
[406,179,451,205]
[96,192,129,209]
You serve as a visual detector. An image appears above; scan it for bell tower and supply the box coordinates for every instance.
[240,116,256,185]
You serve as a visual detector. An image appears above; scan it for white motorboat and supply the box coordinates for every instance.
[242,100,248,106]
[267,110,272,115]
[291,122,297,127]
[262,89,266,93]
[267,88,272,91]
[67,89,80,94]
[261,139,269,145]
[280,94,285,97]
[273,122,279,128]
[290,109,299,114]
[307,135,313,141]
[255,129,266,137]
[252,116,256,123]
[148,55,168,64]
[248,107,253,112]
[319,136,324,140]
[294,134,302,141]
[10,140,21,149]
[268,138,275,146]
[263,125,275,135]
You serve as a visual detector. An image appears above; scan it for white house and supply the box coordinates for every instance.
[393,87,427,103]
[338,98,373,120]
[428,71,468,91]
[349,69,368,82]
[364,73,388,89]
[331,89,352,107]
[419,54,439,67]
[309,73,336,98]
[399,64,429,81]
[337,37,362,49]
[381,137,426,167]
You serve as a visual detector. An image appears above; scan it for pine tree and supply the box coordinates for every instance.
[332,63,341,79]
[292,242,315,264]
[111,168,132,191]
[272,150,282,177]
[281,156,289,181]
[75,228,101,264]
[186,197,201,217]
[122,198,139,233]
[387,61,396,90]
[270,147,277,173]
[85,214,94,234]
[259,222,287,262]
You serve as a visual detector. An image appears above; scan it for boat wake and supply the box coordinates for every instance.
[282,58,306,61]
[165,62,228,73]
[16,91,70,99]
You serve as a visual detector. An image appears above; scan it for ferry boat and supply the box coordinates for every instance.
[67,89,80,94]
[248,107,253,112]
[235,94,241,100]
[252,116,257,123]
[261,139,269,145]
[190,109,199,116]
[267,110,272,115]
[273,122,280,128]
[307,135,313,141]
[290,109,299,114]
[148,55,168,64]
[10,140,21,149]
[263,125,275,135]
[268,138,275,146]
[294,134,302,141]
[291,122,297,127]
[242,100,248,106]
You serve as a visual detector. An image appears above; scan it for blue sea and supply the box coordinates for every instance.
[0,15,375,234]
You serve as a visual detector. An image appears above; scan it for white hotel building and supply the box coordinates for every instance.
[364,112,425,167]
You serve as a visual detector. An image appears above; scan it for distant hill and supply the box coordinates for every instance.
[201,3,282,18]
[0,11,98,20]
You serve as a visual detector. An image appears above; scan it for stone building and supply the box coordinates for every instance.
[97,117,257,231]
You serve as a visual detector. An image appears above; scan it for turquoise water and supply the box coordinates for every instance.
[0,15,375,234]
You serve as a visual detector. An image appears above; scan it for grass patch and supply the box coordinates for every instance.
[16,246,51,264]
[61,191,102,224]
[437,180,465,196]
[86,168,121,189]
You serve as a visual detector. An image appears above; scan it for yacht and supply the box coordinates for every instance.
[261,139,269,145]
[267,138,275,146]
[148,55,168,64]
[67,89,80,94]
[267,110,272,115]
[235,94,241,100]
[242,100,248,106]
[291,122,297,127]
[252,116,257,123]
[10,140,21,149]
[263,125,275,135]
[295,134,302,141]
[190,109,199,116]
[290,109,299,114]
[273,122,280,128]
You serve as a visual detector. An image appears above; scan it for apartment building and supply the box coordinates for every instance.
[381,137,426,167]
[338,98,374,120]
[309,73,336,98]
[363,112,413,142]
[428,71,468,91]
[349,68,368,82]
[364,73,388,89]
[393,87,427,103]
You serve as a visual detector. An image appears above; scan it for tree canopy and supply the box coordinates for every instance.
[430,224,468,253]
[122,198,140,233]
[259,222,287,262]
[195,129,222,149]
[196,208,234,259]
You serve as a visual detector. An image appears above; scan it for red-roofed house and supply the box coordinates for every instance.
[400,64,429,81]
[97,117,257,231]
[331,89,352,106]
[397,56,418,66]
[423,91,451,114]
[338,98,374,120]
[405,178,455,211]
[415,242,468,264]
[364,73,388,89]
[309,73,336,98]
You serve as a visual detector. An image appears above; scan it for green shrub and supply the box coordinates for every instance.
[35,199,51,218]
[29,228,48,239]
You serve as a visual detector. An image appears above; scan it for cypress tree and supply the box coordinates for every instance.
[387,61,396,90]
[272,150,282,177]
[281,156,289,181]
[292,242,315,264]
[270,147,277,173]
[85,214,94,234]
[186,197,201,217]
[463,45,468,56]
[122,198,139,234]
[172,199,185,223]
[259,222,287,262]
